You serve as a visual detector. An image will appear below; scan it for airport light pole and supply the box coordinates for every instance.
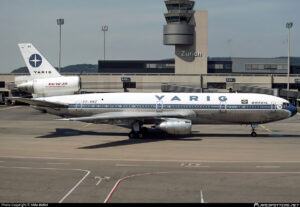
[286,22,293,99]
[57,18,64,73]
[102,25,108,61]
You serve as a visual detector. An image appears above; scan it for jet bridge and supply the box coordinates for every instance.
[233,84,300,107]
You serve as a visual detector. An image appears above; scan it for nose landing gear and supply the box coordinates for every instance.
[251,124,258,137]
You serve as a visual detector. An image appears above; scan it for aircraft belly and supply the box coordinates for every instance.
[193,109,290,124]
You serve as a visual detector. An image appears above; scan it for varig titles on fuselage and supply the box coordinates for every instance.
[155,95,228,102]
[81,95,239,105]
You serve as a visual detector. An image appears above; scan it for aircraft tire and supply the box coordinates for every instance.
[251,132,257,137]
[129,131,137,139]
[137,132,144,139]
[141,127,148,138]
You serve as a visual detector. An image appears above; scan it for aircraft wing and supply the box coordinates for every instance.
[61,111,195,122]
[8,97,68,108]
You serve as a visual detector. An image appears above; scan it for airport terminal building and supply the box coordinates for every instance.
[0,0,300,105]
[98,57,300,75]
[96,0,300,98]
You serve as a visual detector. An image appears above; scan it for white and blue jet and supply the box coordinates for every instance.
[14,92,298,138]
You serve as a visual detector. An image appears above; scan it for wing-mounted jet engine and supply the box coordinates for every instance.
[155,118,192,135]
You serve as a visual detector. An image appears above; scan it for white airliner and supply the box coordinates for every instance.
[15,43,80,97]
[13,92,298,138]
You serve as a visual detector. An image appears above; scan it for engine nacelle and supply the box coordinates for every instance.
[17,76,80,97]
[156,118,192,135]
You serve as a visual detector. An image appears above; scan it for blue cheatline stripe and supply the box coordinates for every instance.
[68,104,277,110]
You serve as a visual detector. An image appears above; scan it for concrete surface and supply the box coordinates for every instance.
[0,105,300,203]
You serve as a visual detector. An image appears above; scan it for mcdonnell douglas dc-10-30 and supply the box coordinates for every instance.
[12,44,299,138]
[14,92,298,138]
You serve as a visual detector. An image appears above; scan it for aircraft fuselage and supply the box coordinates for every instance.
[35,92,297,125]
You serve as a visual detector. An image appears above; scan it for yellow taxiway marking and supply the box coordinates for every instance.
[79,123,93,130]
[259,125,272,133]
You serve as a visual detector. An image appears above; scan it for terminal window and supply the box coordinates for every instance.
[277,64,288,70]
[245,64,287,71]
[0,81,5,88]
[123,82,136,89]
[146,64,157,69]
[207,82,226,89]
[264,64,277,70]
[208,64,224,70]
[215,64,224,70]
[224,64,232,69]
[145,63,175,69]
[208,63,232,73]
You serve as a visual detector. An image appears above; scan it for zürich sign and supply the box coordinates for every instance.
[178,50,203,58]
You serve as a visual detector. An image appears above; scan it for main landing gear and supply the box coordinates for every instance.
[251,124,258,137]
[128,121,148,139]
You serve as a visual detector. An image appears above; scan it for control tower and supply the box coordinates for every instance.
[163,0,208,74]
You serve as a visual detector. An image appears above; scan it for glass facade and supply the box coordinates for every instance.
[98,60,175,73]
[245,64,287,71]
[207,60,232,73]
[146,63,174,69]
[98,58,300,74]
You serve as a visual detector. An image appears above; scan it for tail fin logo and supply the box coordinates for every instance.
[29,54,42,68]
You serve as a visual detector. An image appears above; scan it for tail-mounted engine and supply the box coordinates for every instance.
[16,76,80,97]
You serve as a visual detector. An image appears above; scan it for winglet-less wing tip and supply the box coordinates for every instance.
[56,118,71,121]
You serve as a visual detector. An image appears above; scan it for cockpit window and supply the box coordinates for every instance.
[283,103,290,107]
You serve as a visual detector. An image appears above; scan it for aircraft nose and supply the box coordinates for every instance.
[287,104,297,117]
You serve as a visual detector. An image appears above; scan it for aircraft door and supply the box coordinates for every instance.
[219,102,227,112]
[156,101,163,112]
[271,101,276,111]
[75,100,82,112]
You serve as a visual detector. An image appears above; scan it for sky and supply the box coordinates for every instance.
[0,0,299,73]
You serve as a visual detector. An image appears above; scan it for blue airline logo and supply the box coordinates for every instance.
[219,96,228,102]
[29,54,42,68]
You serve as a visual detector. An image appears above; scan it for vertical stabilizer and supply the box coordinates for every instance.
[18,43,61,78]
